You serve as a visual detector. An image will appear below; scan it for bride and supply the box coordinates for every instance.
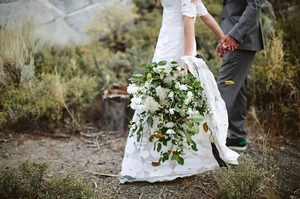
[120,0,239,183]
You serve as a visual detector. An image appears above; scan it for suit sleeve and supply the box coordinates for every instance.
[228,0,262,43]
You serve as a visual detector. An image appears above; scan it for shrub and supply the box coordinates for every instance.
[0,76,62,130]
[214,156,278,199]
[0,26,34,87]
[248,31,300,136]
[0,160,95,199]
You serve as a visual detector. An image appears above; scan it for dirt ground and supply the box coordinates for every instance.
[0,129,299,199]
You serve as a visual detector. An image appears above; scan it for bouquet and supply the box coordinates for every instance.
[127,60,210,166]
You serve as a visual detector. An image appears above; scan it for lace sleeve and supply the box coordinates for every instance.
[181,0,197,18]
[196,0,208,16]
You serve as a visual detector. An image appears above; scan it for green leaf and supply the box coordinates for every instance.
[132,74,143,78]
[194,82,200,87]
[171,61,178,64]
[171,155,176,160]
[191,142,198,151]
[158,60,167,66]
[188,115,204,122]
[187,122,200,135]
[145,66,151,72]
[141,63,147,67]
[157,143,162,152]
[177,157,184,165]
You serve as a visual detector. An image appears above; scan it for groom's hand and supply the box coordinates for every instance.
[216,43,225,57]
[222,35,238,52]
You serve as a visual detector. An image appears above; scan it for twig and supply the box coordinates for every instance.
[82,160,89,167]
[51,134,71,138]
[80,131,105,138]
[85,170,119,178]
[0,138,13,143]
[196,185,214,198]
[94,182,98,188]
[95,135,100,150]
[49,160,71,167]
[294,187,300,194]
[158,185,165,199]
[139,192,144,199]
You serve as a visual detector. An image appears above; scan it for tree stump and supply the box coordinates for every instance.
[100,86,134,132]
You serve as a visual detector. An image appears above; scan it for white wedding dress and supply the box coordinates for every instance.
[119,0,239,183]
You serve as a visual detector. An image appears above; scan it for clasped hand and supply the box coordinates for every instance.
[216,35,238,57]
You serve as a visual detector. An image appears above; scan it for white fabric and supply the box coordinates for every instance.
[119,0,239,183]
[152,0,207,68]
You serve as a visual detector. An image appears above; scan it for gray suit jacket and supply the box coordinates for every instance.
[221,0,265,51]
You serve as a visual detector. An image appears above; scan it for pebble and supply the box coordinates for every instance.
[3,153,9,158]
[280,146,285,151]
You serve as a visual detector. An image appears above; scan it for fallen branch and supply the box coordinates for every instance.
[82,160,89,167]
[49,160,71,167]
[85,170,119,178]
[51,134,71,138]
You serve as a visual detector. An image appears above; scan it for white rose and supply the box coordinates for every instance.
[169,108,174,115]
[168,91,174,98]
[187,91,193,99]
[166,129,176,135]
[127,84,138,94]
[179,84,188,91]
[166,122,175,128]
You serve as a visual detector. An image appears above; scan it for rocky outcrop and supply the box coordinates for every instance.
[0,0,132,45]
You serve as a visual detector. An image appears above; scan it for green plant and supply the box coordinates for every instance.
[0,26,34,87]
[0,76,62,130]
[214,156,278,199]
[248,30,300,136]
[0,160,95,199]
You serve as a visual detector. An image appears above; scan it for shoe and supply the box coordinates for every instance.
[226,138,247,151]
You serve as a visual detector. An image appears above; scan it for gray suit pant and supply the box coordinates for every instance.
[217,50,256,140]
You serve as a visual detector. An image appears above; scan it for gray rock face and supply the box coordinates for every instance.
[0,0,132,45]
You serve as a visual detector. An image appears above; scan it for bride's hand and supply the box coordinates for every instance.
[184,63,189,74]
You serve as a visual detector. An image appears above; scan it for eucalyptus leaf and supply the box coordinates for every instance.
[177,157,184,165]
[158,60,167,66]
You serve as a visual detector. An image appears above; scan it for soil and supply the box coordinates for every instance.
[0,128,299,199]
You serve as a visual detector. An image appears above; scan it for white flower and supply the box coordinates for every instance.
[179,84,188,91]
[168,91,174,98]
[187,108,194,115]
[144,81,151,89]
[166,129,176,135]
[176,66,181,71]
[144,97,160,113]
[163,73,178,85]
[131,103,144,110]
[155,86,168,103]
[184,98,191,105]
[169,108,174,115]
[166,122,175,128]
[127,84,139,94]
[187,91,193,99]
[131,96,142,104]
[130,97,144,110]
[175,82,180,89]
[178,70,186,77]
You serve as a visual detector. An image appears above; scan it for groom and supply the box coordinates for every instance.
[216,0,265,150]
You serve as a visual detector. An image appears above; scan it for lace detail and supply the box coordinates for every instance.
[196,0,208,16]
[181,0,197,18]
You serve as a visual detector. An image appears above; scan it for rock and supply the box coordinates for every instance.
[0,0,132,45]
[0,0,63,26]
[3,153,9,158]
[49,0,90,13]
[280,146,285,151]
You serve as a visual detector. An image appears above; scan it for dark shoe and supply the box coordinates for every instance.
[226,138,247,151]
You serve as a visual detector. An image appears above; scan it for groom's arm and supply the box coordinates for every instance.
[228,0,262,43]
